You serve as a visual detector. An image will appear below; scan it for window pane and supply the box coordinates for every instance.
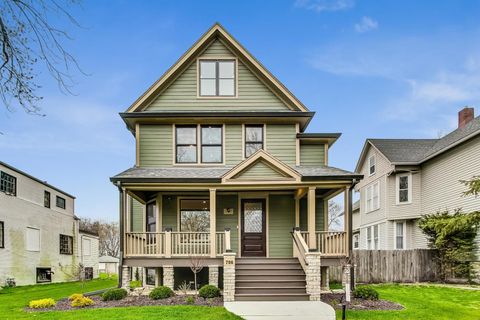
[245,143,263,157]
[200,61,216,78]
[219,79,234,95]
[399,176,408,190]
[146,203,156,232]
[396,237,404,249]
[176,127,197,144]
[180,199,210,232]
[202,146,222,163]
[219,61,234,78]
[202,127,222,145]
[245,127,263,142]
[200,79,216,96]
[146,268,156,286]
[399,190,409,202]
[244,202,263,233]
[176,146,197,163]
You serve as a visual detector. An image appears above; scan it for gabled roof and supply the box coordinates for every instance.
[356,116,480,170]
[126,23,309,113]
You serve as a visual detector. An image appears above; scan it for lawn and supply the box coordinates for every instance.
[0,279,241,320]
[339,284,480,320]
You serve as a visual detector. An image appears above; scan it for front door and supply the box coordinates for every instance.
[241,199,266,257]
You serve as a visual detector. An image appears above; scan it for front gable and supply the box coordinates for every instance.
[127,23,308,113]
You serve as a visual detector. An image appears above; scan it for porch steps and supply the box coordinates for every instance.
[235,258,309,301]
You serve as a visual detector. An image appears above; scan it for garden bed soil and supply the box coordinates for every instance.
[26,295,223,312]
[322,293,404,311]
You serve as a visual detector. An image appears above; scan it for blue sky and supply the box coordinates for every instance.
[1,0,479,221]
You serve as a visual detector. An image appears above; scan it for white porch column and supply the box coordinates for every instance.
[308,187,317,250]
[295,197,300,228]
[210,189,217,258]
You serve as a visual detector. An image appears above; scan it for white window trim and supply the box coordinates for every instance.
[364,181,380,213]
[396,173,412,205]
[394,221,407,250]
[368,155,376,176]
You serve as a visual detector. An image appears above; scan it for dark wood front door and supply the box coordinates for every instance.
[241,199,266,257]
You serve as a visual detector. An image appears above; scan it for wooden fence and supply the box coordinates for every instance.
[329,249,441,283]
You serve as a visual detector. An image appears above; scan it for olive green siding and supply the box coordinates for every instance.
[266,124,297,165]
[145,39,290,112]
[225,124,242,165]
[268,195,295,257]
[139,124,172,166]
[162,195,178,231]
[299,197,325,231]
[216,195,239,253]
[233,160,288,180]
[300,144,326,166]
[130,197,144,232]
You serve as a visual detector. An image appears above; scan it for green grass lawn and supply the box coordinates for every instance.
[0,279,241,320]
[339,284,480,320]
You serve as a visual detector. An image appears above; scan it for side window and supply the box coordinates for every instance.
[0,221,4,248]
[0,171,16,196]
[59,234,73,255]
[44,191,51,208]
[395,222,405,249]
[245,125,264,157]
[353,233,359,249]
[368,155,376,175]
[56,196,66,209]
[397,173,411,204]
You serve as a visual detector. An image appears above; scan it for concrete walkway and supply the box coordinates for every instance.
[224,301,336,320]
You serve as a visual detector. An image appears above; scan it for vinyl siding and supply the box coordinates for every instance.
[216,195,239,254]
[139,124,173,166]
[266,124,297,165]
[300,144,325,166]
[130,197,144,232]
[387,172,422,219]
[162,195,177,231]
[225,124,242,165]
[269,195,295,257]
[233,160,288,180]
[146,39,290,112]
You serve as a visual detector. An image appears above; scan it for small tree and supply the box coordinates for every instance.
[189,258,204,294]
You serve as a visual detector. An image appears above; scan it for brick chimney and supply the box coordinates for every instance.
[458,107,474,129]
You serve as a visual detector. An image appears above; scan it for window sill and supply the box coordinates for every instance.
[395,201,412,206]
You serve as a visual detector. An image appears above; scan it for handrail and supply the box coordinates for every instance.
[316,231,347,256]
[291,229,309,272]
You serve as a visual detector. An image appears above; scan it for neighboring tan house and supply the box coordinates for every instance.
[110,23,362,302]
[99,256,119,274]
[354,108,480,255]
[0,161,99,286]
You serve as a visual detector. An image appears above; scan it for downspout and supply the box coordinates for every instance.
[348,181,355,290]
[117,182,124,288]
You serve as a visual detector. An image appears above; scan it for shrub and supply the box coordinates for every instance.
[198,285,220,298]
[130,280,142,289]
[101,288,128,301]
[68,293,84,301]
[29,298,56,309]
[71,296,94,308]
[353,286,379,300]
[185,296,195,305]
[149,286,174,300]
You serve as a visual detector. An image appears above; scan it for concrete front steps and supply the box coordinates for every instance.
[235,258,309,301]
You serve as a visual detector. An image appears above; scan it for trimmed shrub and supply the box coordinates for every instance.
[68,293,84,301]
[198,285,220,298]
[149,286,174,300]
[353,286,379,300]
[101,288,128,301]
[71,296,94,308]
[130,280,142,289]
[185,296,195,305]
[29,298,56,309]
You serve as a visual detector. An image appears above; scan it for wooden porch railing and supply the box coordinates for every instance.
[125,229,229,258]
[300,231,348,256]
[291,229,309,272]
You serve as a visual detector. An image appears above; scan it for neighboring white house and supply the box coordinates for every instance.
[0,161,99,286]
[99,256,119,274]
[353,108,480,255]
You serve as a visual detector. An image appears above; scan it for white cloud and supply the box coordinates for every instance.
[354,16,378,33]
[295,0,355,12]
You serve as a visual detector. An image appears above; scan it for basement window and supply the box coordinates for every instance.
[36,268,52,283]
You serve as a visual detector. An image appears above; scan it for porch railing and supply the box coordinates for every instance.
[300,231,348,256]
[124,229,229,258]
[291,229,309,272]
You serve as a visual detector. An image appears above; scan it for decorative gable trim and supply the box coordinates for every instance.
[126,23,309,113]
[354,140,392,173]
[222,149,302,183]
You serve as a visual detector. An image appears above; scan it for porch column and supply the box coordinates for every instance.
[295,197,300,228]
[210,189,217,258]
[163,265,174,290]
[344,187,351,254]
[308,187,317,250]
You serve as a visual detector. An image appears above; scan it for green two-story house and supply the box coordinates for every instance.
[111,23,361,302]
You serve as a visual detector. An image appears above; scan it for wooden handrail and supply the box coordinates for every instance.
[291,229,309,272]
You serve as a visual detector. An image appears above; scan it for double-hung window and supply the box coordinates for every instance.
[176,125,223,164]
[59,234,73,255]
[396,173,412,204]
[365,182,380,212]
[0,221,4,248]
[44,191,51,208]
[366,227,372,249]
[176,126,197,163]
[0,171,16,196]
[56,196,66,209]
[201,126,222,163]
[368,155,376,175]
[245,125,264,157]
[199,60,235,96]
[395,221,406,249]
[373,225,379,249]
[353,233,359,249]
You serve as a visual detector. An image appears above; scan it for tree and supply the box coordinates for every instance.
[0,0,82,114]
[79,218,120,257]
[189,258,204,294]
[328,201,344,231]
[461,176,480,197]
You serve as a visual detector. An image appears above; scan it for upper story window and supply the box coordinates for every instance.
[59,234,73,255]
[365,181,379,213]
[44,191,51,208]
[245,125,264,157]
[368,155,376,175]
[56,196,66,209]
[396,173,412,204]
[0,221,4,249]
[0,171,16,196]
[199,60,236,97]
[175,125,223,164]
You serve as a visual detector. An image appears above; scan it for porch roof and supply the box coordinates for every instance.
[110,165,362,183]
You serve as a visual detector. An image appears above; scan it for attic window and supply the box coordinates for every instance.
[368,155,376,175]
[199,60,235,96]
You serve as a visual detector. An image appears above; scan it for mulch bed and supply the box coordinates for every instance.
[322,293,404,311]
[26,295,223,312]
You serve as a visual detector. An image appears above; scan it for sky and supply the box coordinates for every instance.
[1,0,480,221]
